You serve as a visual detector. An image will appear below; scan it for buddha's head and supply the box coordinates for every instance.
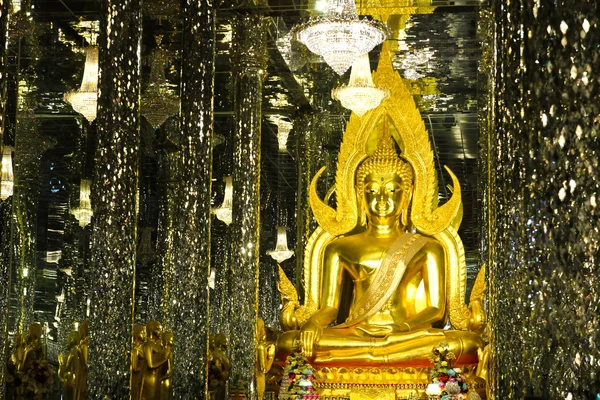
[27,323,43,343]
[146,320,162,342]
[67,331,81,349]
[356,134,413,227]
[133,325,146,344]
[162,331,174,348]
[214,333,228,350]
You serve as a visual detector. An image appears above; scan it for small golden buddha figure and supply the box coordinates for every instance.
[160,331,173,400]
[276,134,483,367]
[59,331,85,400]
[20,323,44,373]
[140,321,170,400]
[10,333,25,372]
[131,325,147,400]
[77,320,89,398]
[256,319,275,400]
[208,333,230,400]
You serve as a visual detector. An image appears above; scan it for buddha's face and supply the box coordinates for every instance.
[147,322,162,341]
[363,172,405,222]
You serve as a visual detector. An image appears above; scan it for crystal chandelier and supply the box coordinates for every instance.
[141,34,180,129]
[64,47,99,123]
[267,226,295,263]
[1,147,14,200]
[212,176,233,225]
[332,53,389,117]
[71,179,93,227]
[277,120,293,151]
[293,0,389,75]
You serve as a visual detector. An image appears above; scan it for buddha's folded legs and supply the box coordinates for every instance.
[277,328,483,367]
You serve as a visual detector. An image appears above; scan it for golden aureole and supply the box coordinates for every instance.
[274,43,487,398]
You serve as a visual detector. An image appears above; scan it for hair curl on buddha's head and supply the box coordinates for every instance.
[356,133,413,195]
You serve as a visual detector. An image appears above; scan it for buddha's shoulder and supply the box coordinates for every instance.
[415,235,445,256]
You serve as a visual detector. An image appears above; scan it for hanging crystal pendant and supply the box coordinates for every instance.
[64,47,99,123]
[267,226,295,263]
[277,120,293,151]
[332,53,389,117]
[71,179,93,227]
[0,147,14,200]
[212,176,233,225]
[293,0,389,75]
[141,34,180,129]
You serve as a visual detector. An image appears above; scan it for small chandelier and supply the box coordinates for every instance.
[141,33,180,129]
[277,120,293,152]
[292,0,389,75]
[71,179,93,227]
[267,226,295,263]
[1,147,14,200]
[332,53,389,117]
[64,47,99,123]
[212,176,233,225]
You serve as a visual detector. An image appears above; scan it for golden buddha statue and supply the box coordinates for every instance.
[59,331,85,400]
[160,331,173,400]
[208,333,231,400]
[20,323,44,373]
[277,132,483,366]
[140,321,170,400]
[10,333,25,373]
[77,320,89,398]
[131,325,147,400]
[256,319,275,400]
[273,44,487,395]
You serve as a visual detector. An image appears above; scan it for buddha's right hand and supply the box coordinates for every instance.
[299,320,323,358]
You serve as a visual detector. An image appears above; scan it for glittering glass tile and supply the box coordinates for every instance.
[162,0,215,396]
[483,1,600,397]
[229,13,268,395]
[87,0,142,397]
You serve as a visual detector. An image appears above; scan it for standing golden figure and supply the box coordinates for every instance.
[256,319,275,400]
[131,325,147,400]
[58,331,86,400]
[274,44,487,395]
[140,321,171,400]
[160,331,174,400]
[208,333,231,400]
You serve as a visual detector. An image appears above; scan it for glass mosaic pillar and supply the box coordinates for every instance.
[87,0,142,396]
[0,0,10,392]
[294,112,322,290]
[229,13,268,394]
[485,1,600,398]
[12,117,49,334]
[163,0,215,397]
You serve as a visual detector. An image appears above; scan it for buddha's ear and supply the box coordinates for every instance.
[401,190,412,227]
[356,185,367,227]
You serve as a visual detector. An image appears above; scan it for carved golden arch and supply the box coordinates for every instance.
[304,43,472,330]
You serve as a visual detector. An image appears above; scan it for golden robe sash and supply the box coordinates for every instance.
[333,232,428,329]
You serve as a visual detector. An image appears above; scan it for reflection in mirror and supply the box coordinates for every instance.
[0,0,485,398]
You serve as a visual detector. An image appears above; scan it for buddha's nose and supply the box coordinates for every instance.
[376,189,388,204]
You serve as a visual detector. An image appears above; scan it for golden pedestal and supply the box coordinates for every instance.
[311,366,486,400]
